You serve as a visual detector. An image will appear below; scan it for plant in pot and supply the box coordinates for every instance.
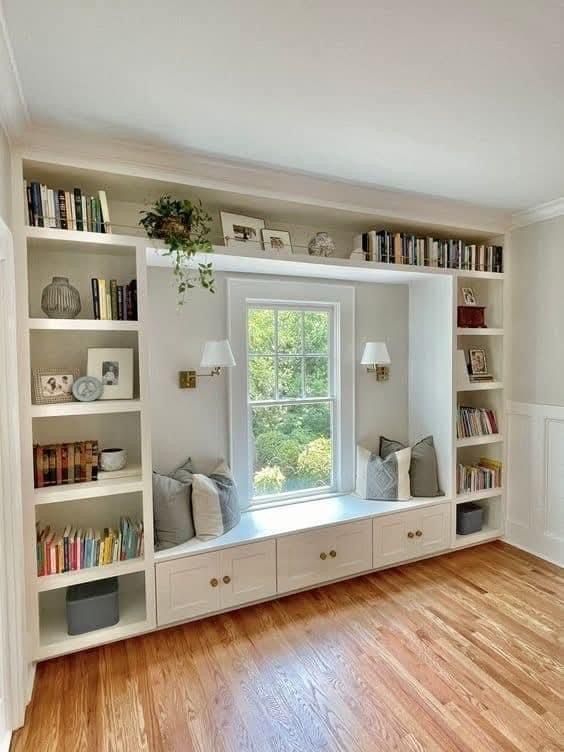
[139,195,215,302]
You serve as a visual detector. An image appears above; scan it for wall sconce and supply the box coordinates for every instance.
[361,341,391,381]
[179,339,236,388]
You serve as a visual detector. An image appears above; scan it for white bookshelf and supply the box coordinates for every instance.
[30,399,142,418]
[456,434,503,448]
[34,467,143,505]
[456,328,503,336]
[36,558,145,592]
[28,318,139,332]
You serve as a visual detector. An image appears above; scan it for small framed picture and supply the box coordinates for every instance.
[220,212,265,250]
[468,348,489,376]
[32,368,79,404]
[87,348,134,400]
[261,229,293,256]
[461,287,477,305]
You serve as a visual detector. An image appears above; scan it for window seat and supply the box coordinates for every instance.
[154,493,449,564]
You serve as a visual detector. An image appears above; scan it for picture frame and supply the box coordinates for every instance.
[87,348,134,400]
[468,348,489,376]
[261,229,293,256]
[220,212,265,250]
[461,287,477,305]
[32,368,79,405]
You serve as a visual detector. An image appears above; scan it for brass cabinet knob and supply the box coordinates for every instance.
[320,552,327,560]
[329,550,337,558]
[407,531,415,539]
[415,530,423,537]
[223,575,231,584]
[210,578,219,588]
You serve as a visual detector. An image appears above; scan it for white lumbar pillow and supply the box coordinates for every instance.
[356,444,411,501]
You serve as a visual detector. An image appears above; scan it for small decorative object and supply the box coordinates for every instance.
[457,305,486,328]
[455,349,471,388]
[360,342,391,381]
[461,287,477,305]
[308,231,335,257]
[99,448,127,472]
[87,348,134,399]
[139,195,214,303]
[41,276,81,319]
[350,248,365,262]
[32,368,79,404]
[221,212,265,251]
[468,348,493,382]
[72,375,103,402]
[261,229,292,256]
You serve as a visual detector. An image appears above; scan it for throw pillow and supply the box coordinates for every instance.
[356,444,411,500]
[191,460,241,540]
[380,435,442,497]
[152,471,195,550]
[170,456,195,484]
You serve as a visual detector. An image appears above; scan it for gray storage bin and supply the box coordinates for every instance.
[456,502,484,535]
[66,577,119,636]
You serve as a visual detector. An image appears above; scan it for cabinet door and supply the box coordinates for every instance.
[415,505,451,556]
[373,511,418,568]
[156,552,221,626]
[329,520,372,579]
[277,528,329,594]
[219,540,277,610]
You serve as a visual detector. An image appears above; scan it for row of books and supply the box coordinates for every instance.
[457,458,502,494]
[36,517,144,577]
[24,181,112,233]
[457,407,499,438]
[91,278,137,320]
[354,231,503,273]
[33,442,99,488]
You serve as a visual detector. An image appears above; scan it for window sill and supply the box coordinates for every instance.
[242,490,340,514]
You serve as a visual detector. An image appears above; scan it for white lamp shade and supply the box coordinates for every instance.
[200,339,236,368]
[361,341,391,365]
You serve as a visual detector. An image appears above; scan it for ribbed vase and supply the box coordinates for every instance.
[41,276,82,319]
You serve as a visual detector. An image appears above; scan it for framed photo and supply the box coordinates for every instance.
[261,229,293,256]
[461,287,477,305]
[468,348,489,376]
[32,368,79,404]
[220,212,265,250]
[87,348,134,400]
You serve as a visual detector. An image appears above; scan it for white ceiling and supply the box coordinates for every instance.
[3,0,564,210]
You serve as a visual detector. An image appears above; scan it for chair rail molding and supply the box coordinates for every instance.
[506,401,564,566]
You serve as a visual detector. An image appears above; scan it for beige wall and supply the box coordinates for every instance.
[510,216,564,407]
[148,269,409,476]
[0,129,11,225]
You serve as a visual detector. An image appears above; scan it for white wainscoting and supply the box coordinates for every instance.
[506,402,564,566]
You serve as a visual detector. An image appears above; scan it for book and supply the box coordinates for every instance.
[110,280,118,320]
[74,188,84,231]
[91,278,101,319]
[98,190,111,233]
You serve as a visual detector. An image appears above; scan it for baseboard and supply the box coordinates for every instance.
[503,536,563,568]
[0,730,11,752]
[26,662,36,704]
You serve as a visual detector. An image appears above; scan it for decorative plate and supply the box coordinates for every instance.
[72,375,103,402]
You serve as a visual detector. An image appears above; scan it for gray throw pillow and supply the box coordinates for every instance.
[380,435,442,497]
[170,456,195,485]
[356,445,412,500]
[152,471,195,550]
[191,460,241,540]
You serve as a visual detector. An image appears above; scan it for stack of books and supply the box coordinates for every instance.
[33,442,99,488]
[353,231,503,273]
[36,517,144,576]
[457,407,499,438]
[91,279,137,320]
[24,181,111,233]
[457,458,502,494]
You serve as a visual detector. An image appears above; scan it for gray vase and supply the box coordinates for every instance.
[308,231,335,257]
[41,276,81,319]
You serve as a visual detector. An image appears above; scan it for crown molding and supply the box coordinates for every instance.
[511,197,564,230]
[0,2,29,144]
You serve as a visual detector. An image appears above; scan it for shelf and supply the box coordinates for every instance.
[453,527,502,549]
[455,269,504,280]
[28,318,139,331]
[37,587,148,660]
[31,399,141,417]
[25,225,139,252]
[37,558,145,592]
[34,467,143,505]
[456,434,503,448]
[457,328,503,336]
[457,381,503,392]
[455,488,503,504]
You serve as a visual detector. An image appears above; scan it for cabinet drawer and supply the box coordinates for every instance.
[156,551,220,626]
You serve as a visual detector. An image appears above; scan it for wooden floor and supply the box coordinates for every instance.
[12,542,564,752]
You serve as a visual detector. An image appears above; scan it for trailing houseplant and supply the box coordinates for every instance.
[139,195,215,301]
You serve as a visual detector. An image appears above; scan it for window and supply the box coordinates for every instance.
[248,305,335,501]
[229,279,355,508]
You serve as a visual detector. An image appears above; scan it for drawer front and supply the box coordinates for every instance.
[156,552,221,626]
[219,540,277,610]
[329,520,373,579]
[417,505,451,556]
[277,528,329,593]
[373,511,418,568]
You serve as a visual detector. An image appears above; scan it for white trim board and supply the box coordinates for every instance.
[0,6,29,143]
[511,198,564,229]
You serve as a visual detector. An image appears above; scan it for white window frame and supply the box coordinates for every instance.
[228,278,355,509]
